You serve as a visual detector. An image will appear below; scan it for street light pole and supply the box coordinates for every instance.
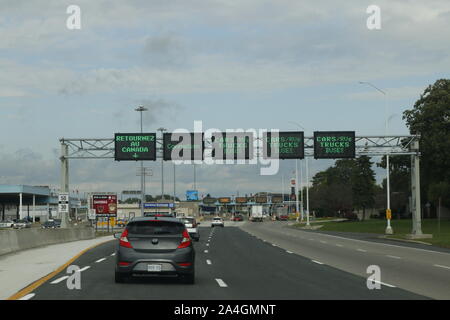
[295,159,300,222]
[305,157,310,227]
[158,127,167,201]
[289,121,309,226]
[359,82,393,234]
[135,106,148,216]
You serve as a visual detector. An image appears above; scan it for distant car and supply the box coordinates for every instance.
[232,215,243,222]
[0,220,14,228]
[181,217,200,242]
[211,217,224,228]
[114,217,195,284]
[144,212,175,218]
[41,221,60,229]
[277,215,289,221]
[13,220,32,229]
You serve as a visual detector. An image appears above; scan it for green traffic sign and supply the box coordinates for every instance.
[115,133,157,161]
[314,131,355,159]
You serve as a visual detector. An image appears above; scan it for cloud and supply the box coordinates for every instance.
[142,33,188,68]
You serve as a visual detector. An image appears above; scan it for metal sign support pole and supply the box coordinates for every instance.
[60,142,69,228]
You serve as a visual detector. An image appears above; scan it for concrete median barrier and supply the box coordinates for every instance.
[0,227,95,256]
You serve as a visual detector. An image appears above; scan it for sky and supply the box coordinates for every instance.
[1,0,449,198]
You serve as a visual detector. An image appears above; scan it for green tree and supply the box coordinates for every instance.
[403,79,450,208]
[352,156,376,220]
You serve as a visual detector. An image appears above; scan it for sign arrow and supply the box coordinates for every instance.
[132,153,139,159]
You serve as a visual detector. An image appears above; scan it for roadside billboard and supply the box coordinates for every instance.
[92,194,118,217]
[186,190,199,201]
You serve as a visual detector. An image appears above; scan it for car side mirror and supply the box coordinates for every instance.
[113,232,122,239]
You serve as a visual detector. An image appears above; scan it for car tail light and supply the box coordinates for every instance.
[118,262,131,267]
[119,229,133,248]
[177,229,192,249]
[178,262,192,267]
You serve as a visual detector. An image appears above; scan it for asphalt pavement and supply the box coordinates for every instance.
[240,221,450,300]
[23,224,427,300]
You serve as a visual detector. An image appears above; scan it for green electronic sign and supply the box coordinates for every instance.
[115,133,157,161]
[263,131,304,159]
[163,133,204,161]
[314,131,356,159]
[211,132,254,160]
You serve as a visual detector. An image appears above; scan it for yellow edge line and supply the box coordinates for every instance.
[7,239,114,300]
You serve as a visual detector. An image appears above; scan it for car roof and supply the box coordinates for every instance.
[129,217,183,224]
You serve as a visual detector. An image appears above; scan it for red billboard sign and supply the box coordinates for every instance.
[92,194,118,217]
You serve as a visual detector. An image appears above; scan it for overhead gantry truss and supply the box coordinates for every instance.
[60,135,420,160]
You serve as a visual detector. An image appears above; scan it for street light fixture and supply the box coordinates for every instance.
[135,106,148,216]
[359,81,393,235]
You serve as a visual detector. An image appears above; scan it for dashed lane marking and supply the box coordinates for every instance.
[434,264,450,270]
[215,279,228,288]
[50,276,69,284]
[18,293,35,300]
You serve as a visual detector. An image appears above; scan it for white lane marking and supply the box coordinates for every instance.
[434,264,450,270]
[215,279,228,288]
[357,249,367,253]
[111,253,116,256]
[336,244,343,247]
[50,276,69,284]
[308,239,315,241]
[77,266,91,273]
[206,260,212,265]
[320,241,327,244]
[386,255,402,260]
[272,244,278,247]
[204,250,209,253]
[96,258,107,263]
[286,251,293,254]
[373,280,396,288]
[306,232,449,255]
[19,293,35,300]
[206,243,210,247]
[312,260,324,265]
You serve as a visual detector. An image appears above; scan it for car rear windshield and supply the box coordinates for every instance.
[127,221,185,236]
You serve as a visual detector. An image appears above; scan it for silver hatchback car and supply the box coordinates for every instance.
[114,217,195,284]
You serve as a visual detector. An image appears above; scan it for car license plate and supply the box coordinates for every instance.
[147,264,162,272]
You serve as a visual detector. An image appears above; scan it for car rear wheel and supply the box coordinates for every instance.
[115,271,126,283]
[182,272,195,285]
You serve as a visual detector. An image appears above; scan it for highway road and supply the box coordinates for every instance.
[20,222,431,300]
[241,221,450,300]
